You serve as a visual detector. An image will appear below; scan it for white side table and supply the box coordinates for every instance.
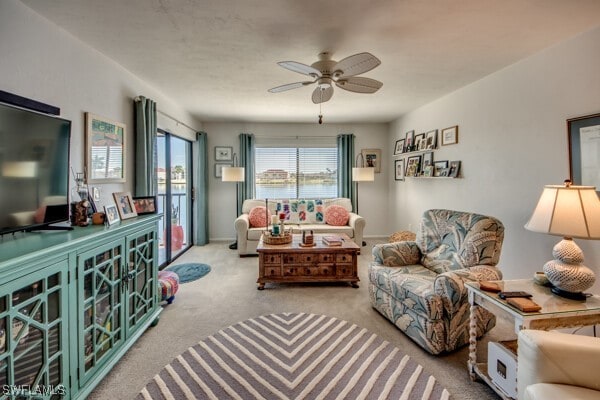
[466,279,600,399]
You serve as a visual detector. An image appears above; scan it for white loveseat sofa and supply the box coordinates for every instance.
[234,198,365,256]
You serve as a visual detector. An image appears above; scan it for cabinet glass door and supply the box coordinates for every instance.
[125,227,158,336]
[0,261,68,400]
[78,241,124,384]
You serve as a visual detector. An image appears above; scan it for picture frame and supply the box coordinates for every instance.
[85,112,126,183]
[406,155,421,177]
[215,162,232,178]
[112,191,138,220]
[423,165,434,177]
[422,152,433,170]
[414,133,425,151]
[425,129,438,149]
[361,148,382,173]
[394,139,405,155]
[104,205,120,225]
[214,146,233,161]
[434,160,449,177]
[448,161,462,178]
[394,159,405,181]
[439,168,450,177]
[441,125,459,146]
[132,196,158,215]
[568,113,600,192]
[404,130,415,152]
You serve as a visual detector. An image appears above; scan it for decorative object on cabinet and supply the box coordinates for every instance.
[394,159,405,181]
[524,180,600,300]
[425,129,438,149]
[214,146,233,161]
[441,125,458,145]
[434,160,449,177]
[404,130,415,152]
[448,161,461,178]
[360,148,381,173]
[85,113,126,183]
[132,196,158,215]
[406,155,421,177]
[567,113,600,191]
[112,192,138,220]
[394,139,405,155]
[104,205,120,225]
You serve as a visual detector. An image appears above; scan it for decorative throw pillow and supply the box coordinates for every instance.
[324,205,349,226]
[248,206,271,228]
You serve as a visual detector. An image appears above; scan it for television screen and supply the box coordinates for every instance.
[0,102,71,234]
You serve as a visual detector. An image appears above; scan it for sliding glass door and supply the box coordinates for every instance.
[157,130,193,267]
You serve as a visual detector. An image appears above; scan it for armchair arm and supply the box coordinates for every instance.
[434,265,502,315]
[372,241,421,266]
[234,214,250,255]
[518,330,600,398]
[347,212,365,246]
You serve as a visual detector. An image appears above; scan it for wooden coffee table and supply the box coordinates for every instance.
[256,233,360,290]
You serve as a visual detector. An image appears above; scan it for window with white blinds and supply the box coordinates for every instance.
[255,146,338,199]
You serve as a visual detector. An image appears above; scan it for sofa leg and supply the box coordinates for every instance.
[228,241,238,250]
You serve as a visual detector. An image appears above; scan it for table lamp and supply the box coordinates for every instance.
[222,153,245,250]
[352,153,374,246]
[525,180,600,300]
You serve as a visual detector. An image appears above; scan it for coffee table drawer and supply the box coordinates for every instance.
[336,265,354,276]
[300,254,317,263]
[263,254,282,264]
[319,254,335,263]
[264,266,281,277]
[318,265,335,276]
[283,254,300,264]
[336,254,353,263]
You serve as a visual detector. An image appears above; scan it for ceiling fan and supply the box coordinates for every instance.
[268,52,383,104]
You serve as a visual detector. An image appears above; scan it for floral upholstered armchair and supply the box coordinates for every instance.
[369,209,504,354]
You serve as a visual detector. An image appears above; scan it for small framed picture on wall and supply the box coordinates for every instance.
[394,159,405,181]
[394,139,405,155]
[441,125,459,145]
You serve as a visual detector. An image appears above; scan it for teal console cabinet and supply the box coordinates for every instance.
[0,216,161,399]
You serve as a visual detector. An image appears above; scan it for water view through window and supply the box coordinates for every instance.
[255,147,338,199]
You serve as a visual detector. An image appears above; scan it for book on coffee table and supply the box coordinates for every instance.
[322,235,343,246]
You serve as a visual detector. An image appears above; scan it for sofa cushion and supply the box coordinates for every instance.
[324,205,349,226]
[291,224,354,238]
[248,206,271,228]
[368,264,443,320]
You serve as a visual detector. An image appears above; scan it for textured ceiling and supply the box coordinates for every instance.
[20,0,600,123]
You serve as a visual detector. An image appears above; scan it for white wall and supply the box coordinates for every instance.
[0,0,200,208]
[203,122,390,241]
[389,26,600,291]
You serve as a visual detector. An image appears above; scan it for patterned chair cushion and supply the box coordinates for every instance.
[418,209,504,274]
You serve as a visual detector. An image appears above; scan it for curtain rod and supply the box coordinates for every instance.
[253,135,338,139]
[156,109,197,133]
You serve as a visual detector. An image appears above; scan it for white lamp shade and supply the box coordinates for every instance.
[2,161,37,178]
[222,166,245,182]
[352,167,375,182]
[525,185,600,239]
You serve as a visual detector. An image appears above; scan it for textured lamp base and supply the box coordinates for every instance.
[543,238,595,299]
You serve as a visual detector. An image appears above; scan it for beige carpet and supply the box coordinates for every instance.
[89,240,508,400]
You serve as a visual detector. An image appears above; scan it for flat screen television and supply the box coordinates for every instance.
[0,101,71,234]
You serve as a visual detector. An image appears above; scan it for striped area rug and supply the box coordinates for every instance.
[138,313,450,399]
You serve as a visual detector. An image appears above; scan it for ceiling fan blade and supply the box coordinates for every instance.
[312,86,333,104]
[268,81,314,93]
[336,77,383,94]
[277,61,322,77]
[333,52,381,78]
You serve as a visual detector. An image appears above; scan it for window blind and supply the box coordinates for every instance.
[255,146,338,199]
